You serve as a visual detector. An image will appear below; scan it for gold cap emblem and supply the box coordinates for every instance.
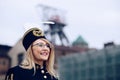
[32,29,44,36]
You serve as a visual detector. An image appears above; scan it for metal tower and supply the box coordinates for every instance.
[36,4,69,46]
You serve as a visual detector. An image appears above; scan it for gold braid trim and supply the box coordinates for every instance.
[6,73,14,80]
[6,75,9,80]
[10,74,14,80]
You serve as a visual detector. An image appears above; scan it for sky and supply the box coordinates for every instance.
[0,0,120,49]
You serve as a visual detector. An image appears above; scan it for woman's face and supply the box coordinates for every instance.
[32,39,50,62]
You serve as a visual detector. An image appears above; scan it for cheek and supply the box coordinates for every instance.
[48,48,51,53]
[48,49,51,56]
[32,48,40,56]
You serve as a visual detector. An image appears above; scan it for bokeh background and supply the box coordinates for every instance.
[0,0,120,80]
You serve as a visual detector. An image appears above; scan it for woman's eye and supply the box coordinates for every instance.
[39,44,43,47]
[33,43,51,48]
[37,43,45,47]
[46,44,50,48]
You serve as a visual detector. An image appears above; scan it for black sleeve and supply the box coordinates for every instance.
[5,68,13,80]
[5,68,17,80]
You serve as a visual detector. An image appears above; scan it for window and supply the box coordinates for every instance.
[17,53,24,65]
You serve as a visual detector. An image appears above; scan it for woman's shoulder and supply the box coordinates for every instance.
[5,66,33,80]
[6,66,20,74]
[5,66,20,80]
[7,65,34,74]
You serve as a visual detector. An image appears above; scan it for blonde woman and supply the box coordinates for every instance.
[5,27,58,80]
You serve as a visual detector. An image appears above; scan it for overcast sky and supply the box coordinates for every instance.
[0,0,120,49]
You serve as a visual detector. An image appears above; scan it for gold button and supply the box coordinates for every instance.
[41,70,44,73]
[44,75,47,79]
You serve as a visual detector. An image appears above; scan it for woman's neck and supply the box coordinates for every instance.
[35,60,43,66]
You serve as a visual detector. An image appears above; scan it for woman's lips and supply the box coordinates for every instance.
[40,52,48,56]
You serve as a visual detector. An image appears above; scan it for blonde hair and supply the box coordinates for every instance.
[20,38,58,78]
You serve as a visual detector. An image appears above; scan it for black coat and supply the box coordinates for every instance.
[5,64,58,80]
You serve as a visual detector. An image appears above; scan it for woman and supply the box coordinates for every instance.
[5,27,58,80]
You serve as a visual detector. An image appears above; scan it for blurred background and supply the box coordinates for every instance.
[0,0,120,80]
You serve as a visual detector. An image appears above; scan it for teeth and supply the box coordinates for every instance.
[40,52,48,56]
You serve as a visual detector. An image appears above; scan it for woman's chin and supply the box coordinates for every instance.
[40,56,49,61]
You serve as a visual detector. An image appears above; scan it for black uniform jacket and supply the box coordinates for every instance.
[5,64,58,80]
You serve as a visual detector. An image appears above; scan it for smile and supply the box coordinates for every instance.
[40,52,49,56]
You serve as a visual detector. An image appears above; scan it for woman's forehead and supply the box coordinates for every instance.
[33,39,47,44]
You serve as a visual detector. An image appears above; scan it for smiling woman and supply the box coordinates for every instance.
[5,27,58,80]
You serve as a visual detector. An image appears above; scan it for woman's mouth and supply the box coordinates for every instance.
[40,52,48,56]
